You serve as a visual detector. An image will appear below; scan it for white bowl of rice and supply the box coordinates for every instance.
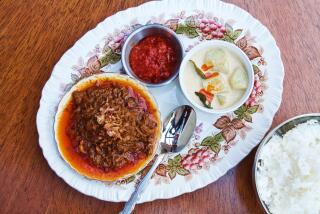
[253,113,320,214]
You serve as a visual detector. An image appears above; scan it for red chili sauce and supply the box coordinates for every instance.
[129,35,178,84]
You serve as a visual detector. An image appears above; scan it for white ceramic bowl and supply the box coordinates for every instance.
[179,40,254,114]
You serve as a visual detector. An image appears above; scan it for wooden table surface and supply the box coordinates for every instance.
[1,0,319,213]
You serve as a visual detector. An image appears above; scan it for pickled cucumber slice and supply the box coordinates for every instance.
[206,49,226,63]
[230,67,248,89]
[205,49,229,73]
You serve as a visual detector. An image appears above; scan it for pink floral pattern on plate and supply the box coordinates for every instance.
[68,11,267,184]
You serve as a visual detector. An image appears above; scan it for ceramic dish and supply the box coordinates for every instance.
[179,40,254,114]
[252,113,320,214]
[54,73,161,181]
[37,0,284,203]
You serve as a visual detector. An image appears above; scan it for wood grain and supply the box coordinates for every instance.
[0,0,319,213]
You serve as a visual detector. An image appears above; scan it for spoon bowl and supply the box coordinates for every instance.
[121,105,197,214]
[159,105,197,153]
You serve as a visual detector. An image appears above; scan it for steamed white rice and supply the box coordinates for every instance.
[256,120,320,214]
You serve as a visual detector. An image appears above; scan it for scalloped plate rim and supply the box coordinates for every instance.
[36,0,284,203]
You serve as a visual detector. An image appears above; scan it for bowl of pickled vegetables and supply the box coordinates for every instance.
[179,40,254,114]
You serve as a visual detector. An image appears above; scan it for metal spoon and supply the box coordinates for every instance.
[120,105,197,214]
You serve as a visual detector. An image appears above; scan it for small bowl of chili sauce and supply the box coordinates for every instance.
[122,24,184,87]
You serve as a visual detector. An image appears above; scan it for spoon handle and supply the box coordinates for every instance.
[120,154,165,214]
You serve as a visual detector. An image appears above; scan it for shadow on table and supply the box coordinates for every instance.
[235,147,264,214]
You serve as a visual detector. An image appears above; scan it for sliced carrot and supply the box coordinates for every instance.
[207,84,215,92]
[199,89,214,103]
[201,64,214,71]
[204,72,219,79]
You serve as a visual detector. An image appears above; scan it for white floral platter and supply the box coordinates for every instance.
[36,0,284,203]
